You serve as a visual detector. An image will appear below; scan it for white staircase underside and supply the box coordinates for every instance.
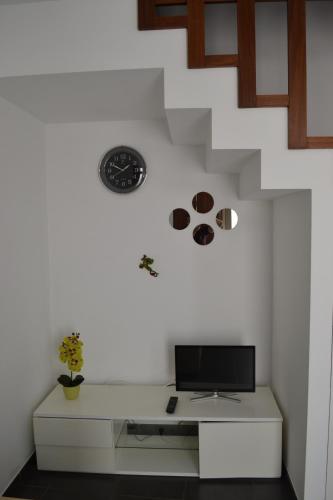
[0,69,164,123]
[0,68,297,200]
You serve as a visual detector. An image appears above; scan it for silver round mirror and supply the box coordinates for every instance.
[216,208,239,230]
[192,192,214,214]
[169,208,190,230]
[193,224,214,245]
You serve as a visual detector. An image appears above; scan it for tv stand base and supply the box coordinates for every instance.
[33,385,282,478]
[191,392,241,403]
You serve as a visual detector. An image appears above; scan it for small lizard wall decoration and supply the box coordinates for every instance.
[139,255,159,277]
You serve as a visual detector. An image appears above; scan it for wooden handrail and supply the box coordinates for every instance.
[307,137,333,149]
[138,0,333,150]
[187,0,205,68]
[256,95,289,108]
[288,0,307,149]
[139,0,187,29]
[152,0,321,5]
[205,54,238,68]
[237,0,256,108]
[138,0,156,30]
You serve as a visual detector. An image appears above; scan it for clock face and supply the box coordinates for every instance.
[99,146,147,193]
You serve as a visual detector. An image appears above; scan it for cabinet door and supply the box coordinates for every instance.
[199,421,281,478]
[33,417,113,448]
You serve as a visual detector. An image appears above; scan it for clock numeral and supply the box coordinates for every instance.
[134,168,139,173]
[128,179,132,185]
[121,181,126,187]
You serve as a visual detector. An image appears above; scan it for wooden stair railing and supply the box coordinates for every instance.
[138,0,333,150]
[237,0,256,108]
[288,0,307,149]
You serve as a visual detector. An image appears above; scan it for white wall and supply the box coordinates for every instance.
[305,187,333,500]
[326,332,333,500]
[46,119,273,385]
[0,97,51,494]
[272,191,311,500]
[0,0,187,77]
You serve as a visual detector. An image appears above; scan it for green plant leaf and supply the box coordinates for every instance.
[57,374,72,387]
[57,374,84,387]
[72,375,84,387]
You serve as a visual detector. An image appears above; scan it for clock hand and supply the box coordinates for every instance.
[113,170,124,178]
[113,164,131,177]
[113,168,128,178]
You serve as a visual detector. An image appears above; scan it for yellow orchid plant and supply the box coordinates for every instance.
[57,332,84,388]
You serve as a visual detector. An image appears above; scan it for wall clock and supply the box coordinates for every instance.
[99,146,147,193]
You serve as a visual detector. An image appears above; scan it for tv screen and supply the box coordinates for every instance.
[175,345,255,393]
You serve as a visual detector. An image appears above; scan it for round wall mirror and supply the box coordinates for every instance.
[169,208,190,230]
[192,192,214,214]
[216,208,239,230]
[193,224,214,245]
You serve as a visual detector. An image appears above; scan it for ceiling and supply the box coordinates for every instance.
[0,69,165,123]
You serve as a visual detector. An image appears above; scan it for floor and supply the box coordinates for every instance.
[4,454,297,500]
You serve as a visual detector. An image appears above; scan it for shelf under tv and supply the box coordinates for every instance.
[33,384,282,478]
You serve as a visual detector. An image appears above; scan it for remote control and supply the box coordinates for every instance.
[166,396,178,414]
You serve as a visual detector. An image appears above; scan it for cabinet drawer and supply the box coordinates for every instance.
[36,445,115,473]
[199,421,281,478]
[33,417,113,448]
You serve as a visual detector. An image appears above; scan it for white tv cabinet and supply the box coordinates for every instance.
[33,384,282,478]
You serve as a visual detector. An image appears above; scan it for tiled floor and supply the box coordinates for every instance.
[4,454,297,500]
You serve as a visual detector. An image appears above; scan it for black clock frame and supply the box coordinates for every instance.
[99,145,147,194]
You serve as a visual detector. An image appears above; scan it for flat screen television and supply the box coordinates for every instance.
[175,345,255,393]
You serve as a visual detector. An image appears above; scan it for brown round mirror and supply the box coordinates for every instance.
[216,208,239,230]
[193,224,214,245]
[169,208,190,230]
[192,192,214,214]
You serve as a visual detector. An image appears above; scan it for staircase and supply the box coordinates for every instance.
[138,0,333,150]
[133,11,333,496]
